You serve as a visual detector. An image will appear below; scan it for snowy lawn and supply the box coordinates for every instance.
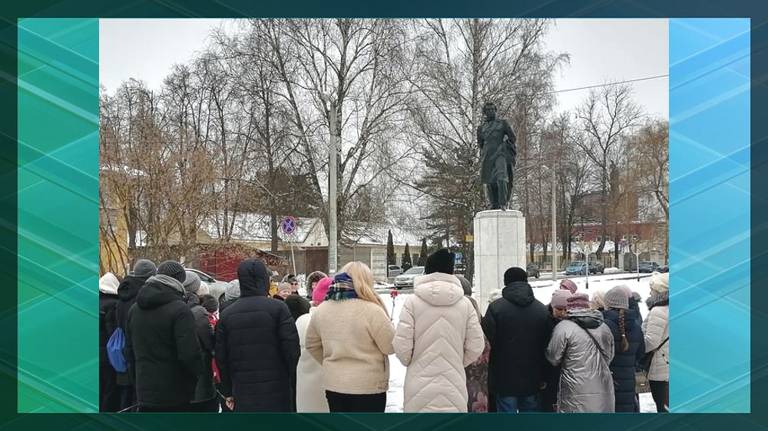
[380,272,658,413]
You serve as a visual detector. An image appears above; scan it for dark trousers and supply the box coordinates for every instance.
[191,397,220,412]
[138,403,193,412]
[99,365,121,412]
[649,380,669,413]
[118,385,136,412]
[325,391,386,413]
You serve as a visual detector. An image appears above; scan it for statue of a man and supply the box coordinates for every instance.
[477,101,516,210]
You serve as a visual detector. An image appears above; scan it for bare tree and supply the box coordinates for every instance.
[574,83,643,259]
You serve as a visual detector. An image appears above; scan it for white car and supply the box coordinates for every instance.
[393,266,425,290]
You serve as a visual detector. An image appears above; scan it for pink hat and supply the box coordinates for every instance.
[559,278,577,294]
[566,293,591,312]
[551,290,572,310]
[312,277,334,305]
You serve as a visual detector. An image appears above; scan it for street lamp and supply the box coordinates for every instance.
[541,164,557,284]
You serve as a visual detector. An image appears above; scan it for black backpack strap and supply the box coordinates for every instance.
[578,324,608,365]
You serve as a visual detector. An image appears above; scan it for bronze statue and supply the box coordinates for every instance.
[477,101,516,210]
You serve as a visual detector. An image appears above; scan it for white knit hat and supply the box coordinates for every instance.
[649,272,669,294]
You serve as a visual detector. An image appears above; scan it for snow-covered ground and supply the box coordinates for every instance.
[379,272,659,413]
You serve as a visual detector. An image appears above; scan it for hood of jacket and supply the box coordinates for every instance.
[118,274,149,301]
[225,279,241,301]
[99,272,119,295]
[237,259,270,297]
[567,308,604,329]
[501,281,535,307]
[413,272,464,306]
[136,274,185,310]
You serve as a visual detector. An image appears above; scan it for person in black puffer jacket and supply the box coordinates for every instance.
[99,273,120,412]
[602,286,645,412]
[110,258,156,411]
[482,267,554,412]
[215,259,300,412]
[183,271,218,412]
[125,261,203,412]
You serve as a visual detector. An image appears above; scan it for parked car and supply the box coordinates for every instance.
[526,263,540,279]
[393,266,425,290]
[589,261,605,274]
[388,265,403,278]
[658,264,669,273]
[638,261,660,273]
[565,261,587,276]
[186,268,231,300]
[454,263,466,275]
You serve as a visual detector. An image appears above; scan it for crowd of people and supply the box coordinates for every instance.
[98,250,669,414]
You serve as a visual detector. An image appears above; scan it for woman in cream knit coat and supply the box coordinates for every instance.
[393,249,485,412]
[305,262,395,412]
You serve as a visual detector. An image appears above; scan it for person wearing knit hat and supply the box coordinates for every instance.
[559,278,577,294]
[305,271,328,300]
[274,282,293,300]
[113,258,158,411]
[130,258,157,278]
[603,286,629,310]
[546,292,615,412]
[601,286,645,412]
[503,267,528,285]
[311,277,333,306]
[643,271,669,412]
[540,289,572,412]
[183,271,202,294]
[482,265,551,412]
[590,289,607,311]
[649,271,669,294]
[126,259,202,412]
[99,272,120,411]
[425,248,455,275]
[157,260,186,284]
[219,280,240,314]
[550,290,572,319]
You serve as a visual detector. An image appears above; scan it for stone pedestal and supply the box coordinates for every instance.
[473,210,526,313]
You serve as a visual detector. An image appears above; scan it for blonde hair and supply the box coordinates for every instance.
[341,261,389,317]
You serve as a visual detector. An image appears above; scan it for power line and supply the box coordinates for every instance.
[550,74,669,95]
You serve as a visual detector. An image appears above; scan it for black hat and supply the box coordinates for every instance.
[425,248,455,275]
[504,267,528,285]
[158,260,186,284]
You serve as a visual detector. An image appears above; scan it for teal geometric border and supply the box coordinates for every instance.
[669,18,750,413]
[17,18,99,413]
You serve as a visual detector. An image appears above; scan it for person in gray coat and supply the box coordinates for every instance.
[545,293,615,413]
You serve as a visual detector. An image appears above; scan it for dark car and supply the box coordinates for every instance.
[589,261,605,274]
[658,265,669,273]
[639,261,660,273]
[526,263,540,279]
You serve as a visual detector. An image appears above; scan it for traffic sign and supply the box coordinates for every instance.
[280,216,297,235]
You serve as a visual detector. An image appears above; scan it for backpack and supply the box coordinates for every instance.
[106,305,128,373]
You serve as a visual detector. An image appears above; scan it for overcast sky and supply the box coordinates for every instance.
[100,18,668,119]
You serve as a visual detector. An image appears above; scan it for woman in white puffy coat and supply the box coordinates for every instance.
[393,249,485,412]
[643,272,669,412]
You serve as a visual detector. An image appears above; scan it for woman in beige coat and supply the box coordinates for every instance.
[305,262,395,412]
[393,249,485,412]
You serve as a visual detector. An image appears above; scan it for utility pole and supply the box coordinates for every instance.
[327,97,339,274]
[551,165,557,283]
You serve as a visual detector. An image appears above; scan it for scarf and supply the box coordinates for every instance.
[646,290,669,310]
[325,272,359,301]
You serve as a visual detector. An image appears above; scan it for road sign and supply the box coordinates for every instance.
[280,216,297,235]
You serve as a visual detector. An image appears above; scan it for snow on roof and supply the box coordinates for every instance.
[203,212,319,244]
[346,223,428,247]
